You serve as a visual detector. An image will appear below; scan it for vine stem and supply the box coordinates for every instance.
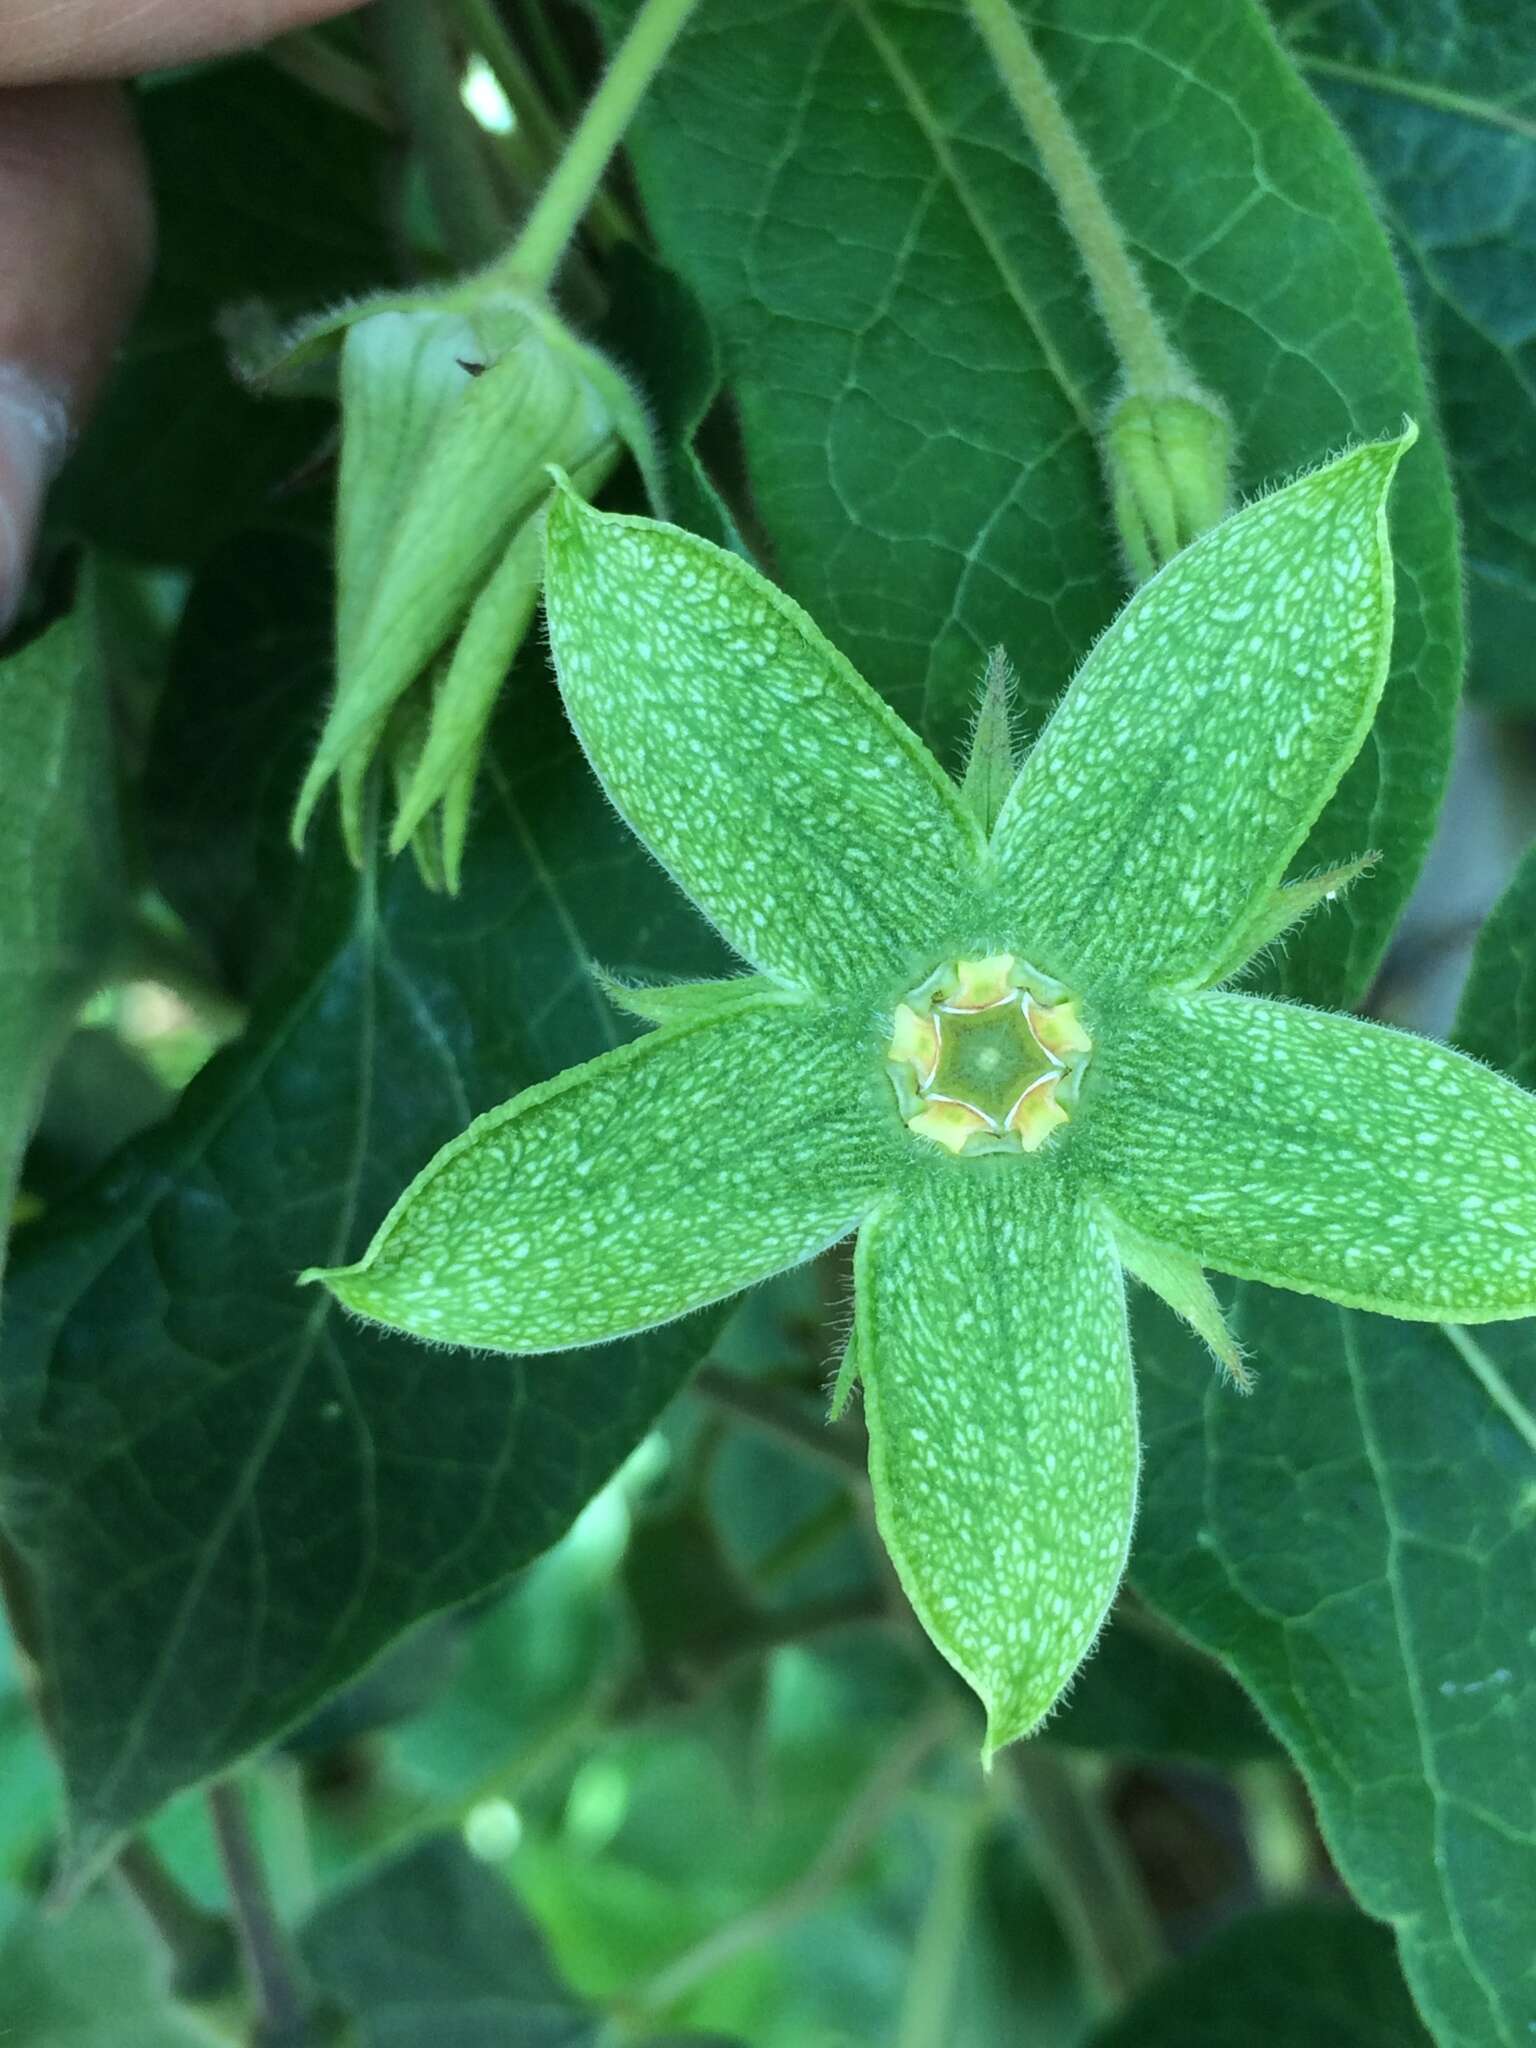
[963,0,1186,395]
[895,1800,988,2048]
[116,1839,243,2025]
[1007,1746,1164,2006]
[519,0,585,121]
[207,1779,318,2043]
[374,0,510,265]
[497,0,701,291]
[454,0,634,253]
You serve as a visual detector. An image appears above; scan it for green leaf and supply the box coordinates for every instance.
[301,1836,604,2045]
[991,438,1410,993]
[385,1491,633,1801]
[0,541,732,1876]
[48,59,393,563]
[1043,1616,1274,1764]
[0,1889,209,2048]
[1085,1900,1431,2047]
[0,616,125,1282]
[855,1168,1136,1756]
[318,995,886,1352]
[0,1622,57,1889]
[608,0,1463,1008]
[1274,1,1536,712]
[1086,989,1536,1320]
[1131,1289,1536,2048]
[624,1495,771,1691]
[542,486,984,993]
[1123,837,1531,2045]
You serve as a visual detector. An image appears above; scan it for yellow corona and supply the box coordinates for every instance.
[886,953,1092,1156]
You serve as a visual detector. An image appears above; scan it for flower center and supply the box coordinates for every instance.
[886,954,1092,1157]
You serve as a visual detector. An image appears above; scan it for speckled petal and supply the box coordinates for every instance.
[1085,990,1536,1319]
[312,996,888,1351]
[543,487,984,993]
[856,1168,1138,1757]
[990,434,1413,993]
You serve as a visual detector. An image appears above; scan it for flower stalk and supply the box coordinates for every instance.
[496,0,701,293]
[964,0,1233,577]
[207,1779,349,2048]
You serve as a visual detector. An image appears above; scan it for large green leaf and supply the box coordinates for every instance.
[609,0,1462,1007]
[1127,843,1536,2043]
[0,617,126,1284]
[1086,1900,1431,2047]
[1131,1289,1536,2048]
[1273,0,1536,712]
[0,540,730,1878]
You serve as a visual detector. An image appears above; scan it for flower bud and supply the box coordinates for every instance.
[252,285,658,889]
[1103,388,1233,583]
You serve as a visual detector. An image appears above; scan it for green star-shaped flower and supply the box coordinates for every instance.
[310,427,1536,1756]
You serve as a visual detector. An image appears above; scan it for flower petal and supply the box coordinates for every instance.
[1086,990,1536,1319]
[990,434,1413,992]
[543,487,984,992]
[855,1168,1138,1757]
[312,996,889,1351]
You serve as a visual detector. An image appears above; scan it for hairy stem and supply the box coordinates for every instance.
[498,0,700,291]
[963,0,1185,395]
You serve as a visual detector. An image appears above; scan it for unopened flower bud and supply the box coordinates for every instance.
[248,284,659,889]
[1103,388,1233,583]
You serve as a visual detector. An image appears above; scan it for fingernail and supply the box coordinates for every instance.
[0,364,72,637]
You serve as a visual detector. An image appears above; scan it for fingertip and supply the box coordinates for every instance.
[0,367,69,634]
[0,81,152,629]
